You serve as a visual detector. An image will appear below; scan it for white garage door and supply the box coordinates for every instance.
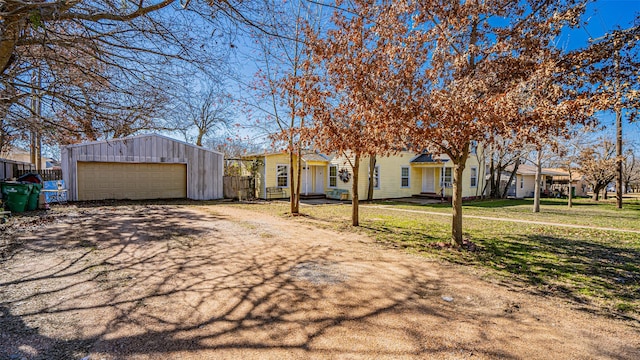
[77,162,187,201]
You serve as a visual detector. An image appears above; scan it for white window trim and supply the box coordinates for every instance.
[401,166,410,188]
[441,167,452,188]
[520,175,524,189]
[276,164,288,188]
[470,166,478,188]
[328,165,338,188]
[371,165,380,190]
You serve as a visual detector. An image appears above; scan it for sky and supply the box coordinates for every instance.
[226,0,640,149]
[562,0,640,145]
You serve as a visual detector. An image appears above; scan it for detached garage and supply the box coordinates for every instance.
[61,134,223,201]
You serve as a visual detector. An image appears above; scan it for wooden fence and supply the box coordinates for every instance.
[15,168,63,181]
[223,176,254,200]
[0,158,35,180]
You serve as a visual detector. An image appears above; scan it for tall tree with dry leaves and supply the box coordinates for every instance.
[405,0,595,245]
[288,0,423,225]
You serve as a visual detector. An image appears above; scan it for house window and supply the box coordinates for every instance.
[329,165,337,188]
[441,168,452,187]
[370,165,380,189]
[520,176,524,189]
[276,164,288,187]
[470,167,477,188]
[401,167,410,188]
[470,140,478,155]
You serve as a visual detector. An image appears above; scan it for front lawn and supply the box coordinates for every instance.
[378,197,640,230]
[234,199,640,317]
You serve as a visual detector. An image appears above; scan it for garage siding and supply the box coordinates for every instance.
[62,134,223,201]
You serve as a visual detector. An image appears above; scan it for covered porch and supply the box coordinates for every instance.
[300,153,330,198]
[409,154,452,199]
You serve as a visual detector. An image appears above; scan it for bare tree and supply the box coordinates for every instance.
[242,0,325,215]
[0,1,241,152]
[553,129,593,207]
[622,145,639,193]
[579,139,617,201]
[178,86,233,147]
[486,139,523,199]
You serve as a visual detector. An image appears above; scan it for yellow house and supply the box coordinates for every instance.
[244,144,485,201]
[0,146,51,169]
[242,151,331,199]
[327,149,485,201]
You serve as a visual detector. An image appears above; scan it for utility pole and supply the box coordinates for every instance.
[29,68,42,171]
[614,38,623,209]
[591,31,626,209]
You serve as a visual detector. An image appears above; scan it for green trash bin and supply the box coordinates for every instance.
[1,182,33,213]
[27,183,42,211]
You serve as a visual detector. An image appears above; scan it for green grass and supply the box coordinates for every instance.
[231,199,640,317]
[376,197,640,230]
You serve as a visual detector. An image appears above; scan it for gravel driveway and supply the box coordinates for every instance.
[1,204,638,359]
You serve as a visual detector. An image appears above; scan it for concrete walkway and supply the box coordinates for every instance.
[361,204,640,234]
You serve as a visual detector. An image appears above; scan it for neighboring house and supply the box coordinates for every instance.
[242,151,331,200]
[545,168,589,197]
[504,164,588,198]
[0,146,53,169]
[243,145,485,201]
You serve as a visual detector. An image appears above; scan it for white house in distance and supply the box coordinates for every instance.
[504,164,588,198]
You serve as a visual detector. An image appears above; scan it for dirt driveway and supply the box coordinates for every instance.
[1,204,638,359]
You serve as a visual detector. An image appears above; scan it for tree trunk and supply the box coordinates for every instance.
[489,157,498,198]
[294,146,302,213]
[567,168,573,208]
[196,130,204,147]
[451,158,466,246]
[289,151,298,214]
[502,158,520,199]
[615,52,623,209]
[367,155,376,201]
[592,184,601,201]
[352,154,360,226]
[533,149,542,213]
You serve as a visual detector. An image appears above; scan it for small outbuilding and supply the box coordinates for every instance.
[61,134,223,201]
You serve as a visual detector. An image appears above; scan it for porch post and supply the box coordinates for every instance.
[441,163,445,194]
[304,160,308,196]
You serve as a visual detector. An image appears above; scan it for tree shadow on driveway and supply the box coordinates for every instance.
[1,205,638,359]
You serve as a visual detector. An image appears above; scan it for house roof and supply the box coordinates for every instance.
[243,150,332,161]
[302,152,331,162]
[544,168,585,180]
[242,150,287,158]
[506,164,575,177]
[410,153,448,163]
[505,164,545,176]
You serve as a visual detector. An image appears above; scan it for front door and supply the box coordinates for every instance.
[315,166,324,193]
[422,168,435,193]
